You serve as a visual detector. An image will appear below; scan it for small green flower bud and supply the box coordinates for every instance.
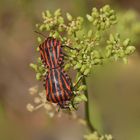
[64,63,71,71]
[46,10,51,17]
[92,7,97,12]
[109,34,114,42]
[93,50,100,58]
[84,68,90,76]
[78,85,87,91]
[42,12,46,19]
[123,38,130,47]
[66,13,73,21]
[36,47,39,52]
[74,63,82,70]
[86,14,93,22]
[125,46,135,54]
[106,45,113,50]
[53,31,59,38]
[39,25,45,31]
[100,22,105,30]
[106,50,112,57]
[109,15,116,20]
[30,63,38,72]
[102,5,110,12]
[80,65,87,73]
[54,9,61,16]
[118,50,125,57]
[93,19,98,26]
[74,94,87,103]
[58,17,64,24]
[37,37,42,43]
[45,24,50,31]
[123,57,128,64]
[36,73,41,80]
[109,10,115,15]
[94,59,101,64]
[88,30,93,37]
[105,20,110,27]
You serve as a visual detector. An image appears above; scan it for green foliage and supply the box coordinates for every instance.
[30,58,47,81]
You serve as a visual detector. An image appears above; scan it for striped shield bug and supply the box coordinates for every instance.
[35,31,75,108]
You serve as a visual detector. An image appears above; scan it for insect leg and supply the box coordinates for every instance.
[58,102,69,109]
[61,45,79,51]
[73,75,85,90]
[34,31,46,38]
[61,69,72,84]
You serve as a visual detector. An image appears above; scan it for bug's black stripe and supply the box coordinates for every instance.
[53,39,57,59]
[56,40,60,59]
[49,39,56,68]
[51,70,60,102]
[63,90,69,100]
[54,69,63,101]
[60,71,72,97]
[45,39,52,68]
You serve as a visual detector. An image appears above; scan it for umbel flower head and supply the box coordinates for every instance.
[29,5,135,111]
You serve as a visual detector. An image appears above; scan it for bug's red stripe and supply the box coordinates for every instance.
[44,40,51,67]
[39,44,46,63]
[40,42,49,67]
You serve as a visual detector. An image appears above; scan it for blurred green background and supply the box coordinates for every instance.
[0,0,140,140]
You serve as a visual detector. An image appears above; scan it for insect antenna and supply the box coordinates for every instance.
[34,31,46,38]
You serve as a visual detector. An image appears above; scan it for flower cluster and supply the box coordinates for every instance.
[27,86,57,117]
[84,132,113,140]
[86,5,117,30]
[29,5,135,111]
[105,33,135,63]
[27,86,88,125]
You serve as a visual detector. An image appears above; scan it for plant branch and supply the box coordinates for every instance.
[82,77,96,132]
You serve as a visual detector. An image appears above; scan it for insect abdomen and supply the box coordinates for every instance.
[46,69,73,103]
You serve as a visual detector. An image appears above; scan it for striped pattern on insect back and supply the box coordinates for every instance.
[46,68,73,103]
[39,37,63,68]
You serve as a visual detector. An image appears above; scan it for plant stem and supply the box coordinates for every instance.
[82,77,96,132]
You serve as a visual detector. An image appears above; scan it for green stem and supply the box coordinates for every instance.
[82,77,96,132]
